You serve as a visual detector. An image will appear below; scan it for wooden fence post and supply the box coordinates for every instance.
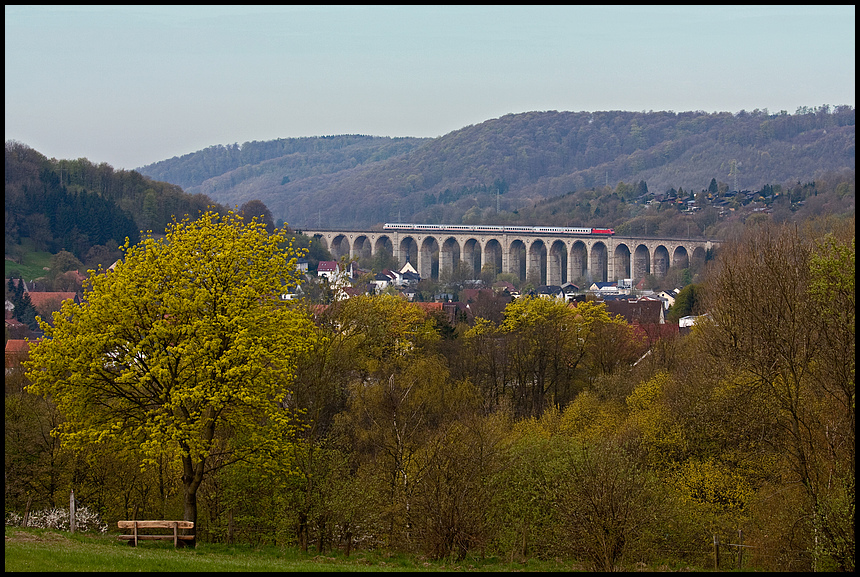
[228,508,235,545]
[23,495,32,528]
[713,534,720,569]
[69,489,76,533]
[737,529,744,570]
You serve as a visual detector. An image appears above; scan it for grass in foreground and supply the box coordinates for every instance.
[4,527,576,572]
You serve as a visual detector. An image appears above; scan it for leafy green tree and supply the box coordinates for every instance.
[499,298,623,417]
[291,233,333,271]
[141,189,159,231]
[551,439,658,571]
[411,410,508,560]
[586,313,647,377]
[4,388,71,511]
[327,294,448,549]
[25,211,313,538]
[337,355,453,550]
[84,242,123,270]
[486,425,567,562]
[370,246,398,273]
[239,199,275,233]
[48,250,83,280]
[25,213,53,251]
[667,282,702,322]
[701,219,855,570]
[806,225,855,570]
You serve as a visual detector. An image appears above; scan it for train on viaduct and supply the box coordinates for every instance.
[299,223,720,285]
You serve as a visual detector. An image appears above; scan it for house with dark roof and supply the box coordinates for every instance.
[400,263,421,286]
[658,288,682,310]
[604,298,666,325]
[493,281,517,296]
[399,261,418,276]
[372,271,397,292]
[536,285,564,300]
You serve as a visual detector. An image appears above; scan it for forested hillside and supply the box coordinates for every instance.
[5,141,226,266]
[137,106,855,230]
[139,135,427,196]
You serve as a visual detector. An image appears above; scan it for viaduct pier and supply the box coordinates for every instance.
[300,227,720,285]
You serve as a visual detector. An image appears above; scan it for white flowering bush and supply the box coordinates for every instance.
[5,506,108,533]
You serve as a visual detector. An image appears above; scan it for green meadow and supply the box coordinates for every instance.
[4,527,578,572]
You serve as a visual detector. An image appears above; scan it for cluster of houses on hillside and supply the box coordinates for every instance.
[283,260,704,330]
[6,260,706,379]
[642,187,785,219]
[281,259,422,302]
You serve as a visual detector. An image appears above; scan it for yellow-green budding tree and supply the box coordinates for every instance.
[26,211,313,535]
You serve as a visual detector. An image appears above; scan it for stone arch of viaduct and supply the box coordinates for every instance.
[303,229,719,285]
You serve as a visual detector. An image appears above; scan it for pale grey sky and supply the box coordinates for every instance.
[5,5,855,171]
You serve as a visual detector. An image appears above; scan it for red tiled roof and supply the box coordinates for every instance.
[412,302,443,312]
[27,292,78,310]
[5,339,32,354]
[5,338,38,370]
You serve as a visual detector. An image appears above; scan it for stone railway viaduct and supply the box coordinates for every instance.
[301,228,721,285]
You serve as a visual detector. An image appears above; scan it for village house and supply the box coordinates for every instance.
[603,297,666,325]
[371,269,402,293]
[397,261,421,286]
[316,260,340,280]
[492,281,517,297]
[5,318,28,340]
[535,285,565,300]
[5,338,34,378]
[589,281,618,292]
[678,313,711,335]
[26,291,81,319]
[658,288,682,310]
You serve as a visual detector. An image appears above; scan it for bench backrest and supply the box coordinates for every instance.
[117,520,194,530]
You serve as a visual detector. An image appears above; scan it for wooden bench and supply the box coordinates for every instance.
[117,520,195,547]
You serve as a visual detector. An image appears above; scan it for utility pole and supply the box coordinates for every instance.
[70,489,76,533]
[729,159,739,192]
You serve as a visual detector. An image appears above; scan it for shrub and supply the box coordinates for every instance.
[5,506,108,533]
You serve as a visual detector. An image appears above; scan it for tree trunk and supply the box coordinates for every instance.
[317,516,326,553]
[182,454,205,546]
[298,511,308,552]
[343,523,352,557]
[183,484,198,539]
